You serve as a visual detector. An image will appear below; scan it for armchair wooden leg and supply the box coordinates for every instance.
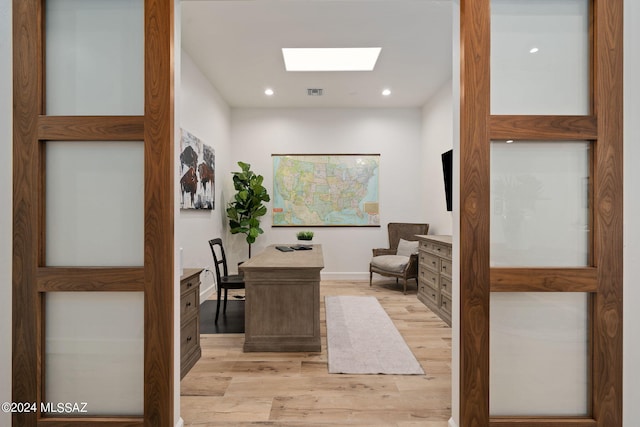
[369,270,373,287]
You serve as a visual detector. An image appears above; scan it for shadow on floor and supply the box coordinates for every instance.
[199,299,245,334]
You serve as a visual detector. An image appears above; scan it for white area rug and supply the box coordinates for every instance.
[325,295,425,375]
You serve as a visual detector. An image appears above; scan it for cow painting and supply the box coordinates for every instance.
[180,167,198,207]
[179,129,215,209]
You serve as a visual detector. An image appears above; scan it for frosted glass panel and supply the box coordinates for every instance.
[46,0,143,115]
[45,292,143,415]
[491,141,589,266]
[490,292,589,416]
[46,141,144,266]
[491,0,589,115]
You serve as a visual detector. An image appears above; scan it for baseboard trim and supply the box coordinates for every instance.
[200,282,216,302]
[320,272,369,281]
[448,417,458,427]
[175,417,184,427]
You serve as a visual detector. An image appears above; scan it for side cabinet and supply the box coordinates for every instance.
[180,268,202,379]
[416,235,452,326]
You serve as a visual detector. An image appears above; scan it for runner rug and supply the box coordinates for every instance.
[324,296,424,375]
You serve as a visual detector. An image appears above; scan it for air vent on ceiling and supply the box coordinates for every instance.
[307,88,323,96]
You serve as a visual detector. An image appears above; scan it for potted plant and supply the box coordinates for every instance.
[226,162,270,258]
[296,230,314,241]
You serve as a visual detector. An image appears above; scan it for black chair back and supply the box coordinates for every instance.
[208,238,229,282]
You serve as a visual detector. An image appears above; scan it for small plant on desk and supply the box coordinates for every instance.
[296,231,314,241]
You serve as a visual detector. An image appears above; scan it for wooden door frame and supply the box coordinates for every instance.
[12,0,175,425]
[459,0,623,426]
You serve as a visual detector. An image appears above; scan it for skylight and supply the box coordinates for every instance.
[282,47,382,72]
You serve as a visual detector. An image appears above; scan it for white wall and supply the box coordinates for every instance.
[623,1,640,424]
[0,0,12,425]
[421,80,454,235]
[179,50,233,300]
[229,108,426,278]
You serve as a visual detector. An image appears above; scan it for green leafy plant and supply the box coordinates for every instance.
[296,231,314,241]
[226,162,270,258]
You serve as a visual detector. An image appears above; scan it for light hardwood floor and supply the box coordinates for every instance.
[181,279,452,426]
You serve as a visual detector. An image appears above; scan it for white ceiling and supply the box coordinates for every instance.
[181,0,453,108]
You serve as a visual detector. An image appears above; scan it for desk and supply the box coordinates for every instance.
[239,244,324,352]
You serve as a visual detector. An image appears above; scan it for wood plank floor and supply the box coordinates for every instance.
[181,279,452,426]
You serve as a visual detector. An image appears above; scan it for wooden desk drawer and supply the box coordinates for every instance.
[440,259,452,278]
[425,241,449,258]
[440,294,452,316]
[419,252,440,272]
[180,315,199,359]
[440,275,452,297]
[419,267,439,288]
[419,275,438,292]
[180,274,199,295]
[420,284,439,305]
[181,288,198,322]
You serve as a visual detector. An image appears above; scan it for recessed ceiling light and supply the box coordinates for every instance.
[529,47,539,54]
[382,89,391,96]
[264,88,274,96]
[282,47,382,72]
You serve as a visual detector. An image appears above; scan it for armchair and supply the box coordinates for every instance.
[369,222,430,294]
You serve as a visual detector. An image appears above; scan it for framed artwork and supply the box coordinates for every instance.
[272,154,380,226]
[179,129,215,209]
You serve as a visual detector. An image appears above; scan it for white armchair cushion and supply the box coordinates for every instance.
[370,255,410,273]
[396,239,419,256]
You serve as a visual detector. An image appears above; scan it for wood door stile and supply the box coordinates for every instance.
[13,0,44,425]
[459,0,623,425]
[459,0,492,425]
[12,0,175,425]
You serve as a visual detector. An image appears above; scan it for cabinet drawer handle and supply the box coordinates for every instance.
[442,265,447,272]
[186,336,192,342]
[186,302,191,307]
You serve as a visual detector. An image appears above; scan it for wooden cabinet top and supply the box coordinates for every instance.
[415,235,452,245]
[240,244,324,270]
[180,268,203,281]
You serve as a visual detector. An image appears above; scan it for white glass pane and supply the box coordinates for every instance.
[491,141,589,267]
[46,141,144,267]
[45,292,143,416]
[490,292,589,416]
[491,0,590,115]
[46,0,144,115]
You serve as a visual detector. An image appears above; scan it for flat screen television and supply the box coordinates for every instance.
[441,149,453,212]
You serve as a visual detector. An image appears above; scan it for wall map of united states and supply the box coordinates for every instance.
[272,154,380,226]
